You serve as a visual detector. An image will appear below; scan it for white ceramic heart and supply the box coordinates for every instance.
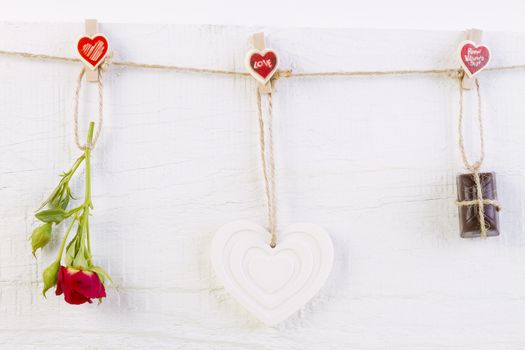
[211,221,334,325]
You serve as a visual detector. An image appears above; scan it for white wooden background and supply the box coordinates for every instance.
[1,23,525,349]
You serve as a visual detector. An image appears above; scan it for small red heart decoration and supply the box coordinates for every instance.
[458,41,491,77]
[77,35,109,70]
[245,49,279,84]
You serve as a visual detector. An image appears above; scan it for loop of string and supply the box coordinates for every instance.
[73,54,111,150]
[455,78,500,238]
[458,78,485,171]
[256,86,277,248]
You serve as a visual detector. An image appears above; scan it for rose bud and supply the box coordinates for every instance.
[31,223,52,256]
[42,260,60,296]
[56,266,106,305]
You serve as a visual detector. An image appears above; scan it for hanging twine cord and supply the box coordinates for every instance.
[256,87,277,248]
[455,78,501,238]
[1,49,525,79]
[2,48,514,234]
[72,55,111,150]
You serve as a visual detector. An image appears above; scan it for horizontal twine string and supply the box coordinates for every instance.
[1,49,525,78]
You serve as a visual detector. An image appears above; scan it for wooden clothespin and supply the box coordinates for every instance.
[253,33,272,94]
[461,28,483,90]
[84,19,100,82]
[245,32,279,94]
[77,19,109,83]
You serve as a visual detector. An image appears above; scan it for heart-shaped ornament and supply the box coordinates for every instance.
[77,35,109,70]
[458,40,491,77]
[245,49,279,85]
[211,221,333,325]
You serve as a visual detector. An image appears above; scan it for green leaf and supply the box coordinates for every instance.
[65,239,76,267]
[66,186,76,201]
[59,194,70,210]
[37,185,62,211]
[36,154,85,212]
[35,208,67,224]
[73,245,89,270]
[50,185,66,209]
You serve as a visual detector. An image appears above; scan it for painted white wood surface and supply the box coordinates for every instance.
[1,23,525,349]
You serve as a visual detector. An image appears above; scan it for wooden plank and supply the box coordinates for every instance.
[2,23,525,349]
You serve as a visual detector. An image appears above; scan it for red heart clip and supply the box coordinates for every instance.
[458,41,491,77]
[77,35,109,70]
[245,49,279,84]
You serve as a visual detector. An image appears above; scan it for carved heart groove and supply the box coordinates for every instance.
[211,221,333,325]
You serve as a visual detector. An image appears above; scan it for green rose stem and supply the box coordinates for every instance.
[43,122,96,295]
[71,121,95,268]
[82,121,94,265]
[54,213,78,266]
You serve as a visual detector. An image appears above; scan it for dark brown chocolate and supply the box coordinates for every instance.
[456,172,499,238]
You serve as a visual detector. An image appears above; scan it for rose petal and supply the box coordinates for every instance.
[54,266,106,305]
[72,270,106,299]
[64,289,92,305]
[55,266,65,296]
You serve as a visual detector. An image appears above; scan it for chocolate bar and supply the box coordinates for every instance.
[456,172,499,238]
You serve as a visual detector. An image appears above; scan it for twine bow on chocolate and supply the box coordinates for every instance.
[455,78,500,238]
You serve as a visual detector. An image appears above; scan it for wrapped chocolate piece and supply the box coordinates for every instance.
[456,172,499,238]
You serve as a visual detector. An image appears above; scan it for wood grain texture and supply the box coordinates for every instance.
[1,23,525,349]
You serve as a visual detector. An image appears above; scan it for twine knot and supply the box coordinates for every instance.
[274,69,293,80]
[99,52,113,72]
[449,69,465,80]
[467,161,481,173]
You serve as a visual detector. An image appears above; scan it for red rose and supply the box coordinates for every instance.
[56,266,106,304]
